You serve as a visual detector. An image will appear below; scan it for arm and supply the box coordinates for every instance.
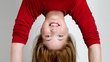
[12,0,42,44]
[11,43,24,62]
[69,0,101,61]
[88,44,102,62]
[11,0,43,62]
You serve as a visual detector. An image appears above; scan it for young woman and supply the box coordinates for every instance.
[11,0,102,62]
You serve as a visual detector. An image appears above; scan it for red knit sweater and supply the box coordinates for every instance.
[12,0,100,47]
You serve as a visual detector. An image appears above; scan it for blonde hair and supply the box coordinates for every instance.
[32,35,76,62]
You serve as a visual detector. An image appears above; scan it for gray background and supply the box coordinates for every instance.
[0,0,110,62]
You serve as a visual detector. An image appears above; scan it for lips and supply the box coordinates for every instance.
[49,22,60,27]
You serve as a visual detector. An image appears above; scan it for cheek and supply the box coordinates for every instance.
[41,26,50,34]
[60,27,68,34]
[60,22,68,31]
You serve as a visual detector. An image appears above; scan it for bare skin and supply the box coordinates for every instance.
[11,43,24,62]
[88,44,102,62]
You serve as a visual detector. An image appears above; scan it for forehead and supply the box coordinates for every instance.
[43,38,67,50]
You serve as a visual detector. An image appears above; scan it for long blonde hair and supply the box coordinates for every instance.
[32,35,76,62]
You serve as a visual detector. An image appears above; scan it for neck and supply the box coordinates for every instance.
[45,11,64,20]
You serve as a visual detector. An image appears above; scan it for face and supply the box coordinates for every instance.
[41,15,68,50]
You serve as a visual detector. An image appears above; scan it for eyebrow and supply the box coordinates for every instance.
[58,39,63,41]
[44,38,63,41]
[44,38,51,41]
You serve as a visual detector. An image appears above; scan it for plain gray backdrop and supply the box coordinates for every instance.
[0,0,110,62]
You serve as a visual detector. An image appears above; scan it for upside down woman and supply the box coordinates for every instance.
[11,0,102,62]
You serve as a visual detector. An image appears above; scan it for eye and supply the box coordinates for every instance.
[45,35,51,41]
[58,35,63,37]
[45,35,50,37]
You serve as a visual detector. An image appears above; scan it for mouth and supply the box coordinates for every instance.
[49,22,60,27]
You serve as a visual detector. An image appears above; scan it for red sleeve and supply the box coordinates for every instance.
[12,0,43,44]
[70,0,100,47]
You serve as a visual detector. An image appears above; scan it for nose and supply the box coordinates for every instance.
[51,28,57,33]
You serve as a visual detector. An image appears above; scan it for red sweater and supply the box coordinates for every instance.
[12,0,100,47]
